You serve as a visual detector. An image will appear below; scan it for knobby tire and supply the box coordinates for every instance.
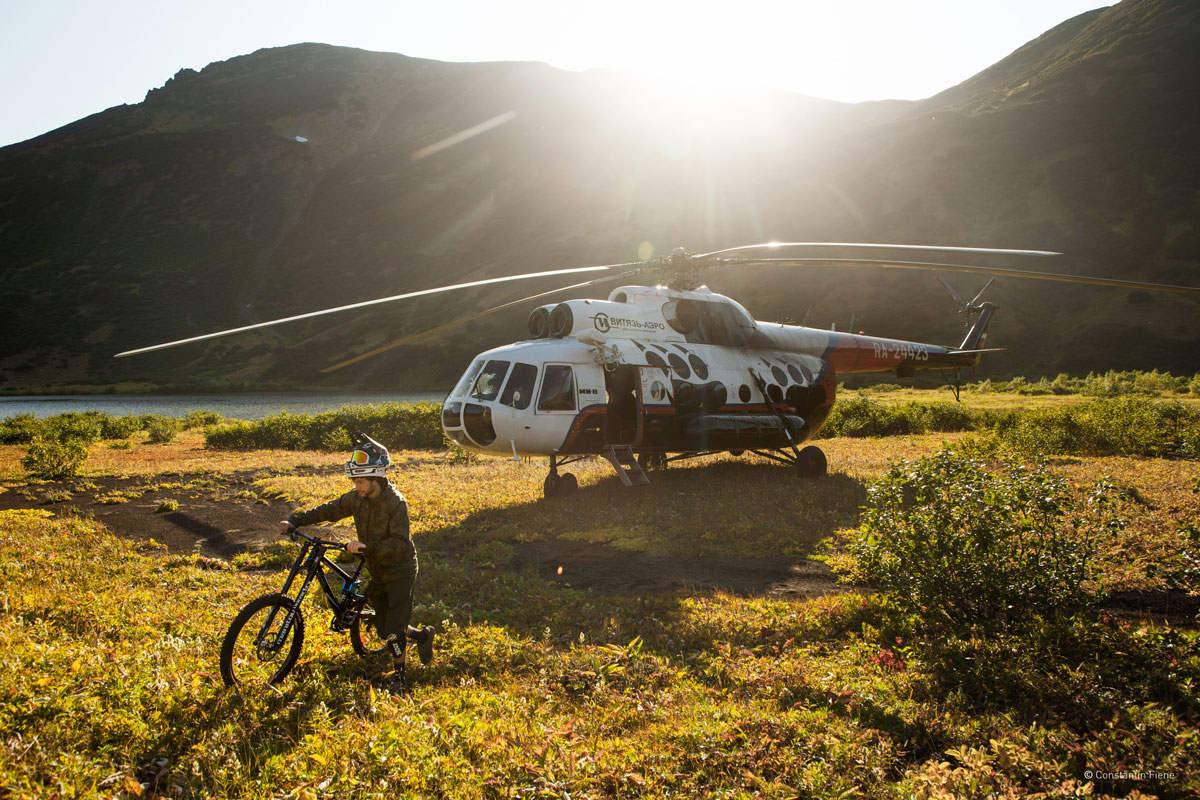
[220,593,305,687]
[350,600,390,657]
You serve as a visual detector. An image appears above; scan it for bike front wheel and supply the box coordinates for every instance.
[220,593,305,687]
[350,599,391,657]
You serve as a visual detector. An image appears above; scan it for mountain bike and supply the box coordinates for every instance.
[219,526,389,687]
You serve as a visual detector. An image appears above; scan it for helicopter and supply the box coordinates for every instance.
[116,242,1200,498]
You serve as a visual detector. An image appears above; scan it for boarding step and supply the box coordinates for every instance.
[601,444,651,487]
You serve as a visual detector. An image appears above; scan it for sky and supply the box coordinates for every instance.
[1,0,1111,148]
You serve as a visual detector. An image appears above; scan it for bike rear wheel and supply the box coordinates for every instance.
[350,599,391,657]
[220,593,305,687]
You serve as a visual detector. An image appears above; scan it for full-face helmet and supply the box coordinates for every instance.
[345,432,390,478]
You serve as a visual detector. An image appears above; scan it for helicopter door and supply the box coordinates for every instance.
[605,365,639,445]
[636,365,673,448]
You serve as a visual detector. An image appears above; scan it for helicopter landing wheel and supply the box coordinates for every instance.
[543,472,578,498]
[795,446,827,478]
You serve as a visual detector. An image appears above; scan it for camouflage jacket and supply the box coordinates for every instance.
[288,481,414,581]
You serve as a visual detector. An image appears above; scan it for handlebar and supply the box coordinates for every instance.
[283,525,361,554]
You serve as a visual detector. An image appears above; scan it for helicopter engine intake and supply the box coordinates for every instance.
[548,303,574,337]
[527,306,551,338]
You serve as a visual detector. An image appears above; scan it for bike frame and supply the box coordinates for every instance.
[257,529,366,653]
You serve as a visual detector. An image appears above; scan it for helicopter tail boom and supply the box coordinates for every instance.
[821,298,1000,376]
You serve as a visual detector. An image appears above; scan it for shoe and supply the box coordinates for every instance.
[417,625,435,665]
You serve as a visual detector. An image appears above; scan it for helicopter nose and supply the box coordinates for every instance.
[441,399,471,447]
[441,396,498,448]
[461,402,497,446]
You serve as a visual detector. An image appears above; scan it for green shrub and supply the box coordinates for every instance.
[822,398,976,438]
[2,412,149,445]
[256,410,310,449]
[0,413,43,444]
[44,413,102,444]
[182,410,224,429]
[202,419,258,449]
[205,402,446,451]
[319,425,352,452]
[990,406,1092,458]
[1049,373,1077,395]
[899,400,975,433]
[822,397,906,437]
[1080,369,1188,397]
[1149,520,1200,595]
[99,414,142,440]
[962,370,1195,397]
[155,499,180,513]
[143,415,182,444]
[834,449,1121,628]
[21,438,90,481]
[977,397,1200,460]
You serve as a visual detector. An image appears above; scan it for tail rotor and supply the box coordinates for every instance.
[938,274,994,334]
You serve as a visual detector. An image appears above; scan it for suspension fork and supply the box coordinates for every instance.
[277,539,313,596]
[258,542,324,651]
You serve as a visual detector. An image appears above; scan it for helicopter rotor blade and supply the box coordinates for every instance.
[320,273,630,373]
[112,262,643,358]
[968,278,995,307]
[936,274,968,309]
[694,242,1062,260]
[715,257,1200,295]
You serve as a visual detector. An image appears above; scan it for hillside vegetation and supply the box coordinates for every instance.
[1,0,1198,393]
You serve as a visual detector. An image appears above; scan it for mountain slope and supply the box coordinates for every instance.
[1,0,1197,392]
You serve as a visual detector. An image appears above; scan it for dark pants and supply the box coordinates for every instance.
[365,555,417,656]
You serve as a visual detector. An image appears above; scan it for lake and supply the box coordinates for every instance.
[0,392,447,421]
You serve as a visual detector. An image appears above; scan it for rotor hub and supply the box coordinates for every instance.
[666,247,702,291]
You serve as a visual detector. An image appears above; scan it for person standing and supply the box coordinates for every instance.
[280,432,433,689]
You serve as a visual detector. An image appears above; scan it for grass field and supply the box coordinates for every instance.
[1,399,1198,798]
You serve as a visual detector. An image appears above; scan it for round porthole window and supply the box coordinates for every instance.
[787,363,804,383]
[738,384,751,403]
[771,366,787,385]
[650,381,667,402]
[688,354,709,380]
[668,353,691,379]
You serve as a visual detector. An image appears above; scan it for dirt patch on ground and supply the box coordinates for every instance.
[511,537,843,598]
[0,471,296,559]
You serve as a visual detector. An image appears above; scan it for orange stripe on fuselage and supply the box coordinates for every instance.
[828,332,940,374]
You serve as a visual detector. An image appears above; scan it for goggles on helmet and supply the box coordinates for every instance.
[345,432,390,478]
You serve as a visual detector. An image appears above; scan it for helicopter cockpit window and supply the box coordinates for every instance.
[501,362,538,409]
[537,365,576,411]
[470,360,510,402]
[452,360,484,397]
